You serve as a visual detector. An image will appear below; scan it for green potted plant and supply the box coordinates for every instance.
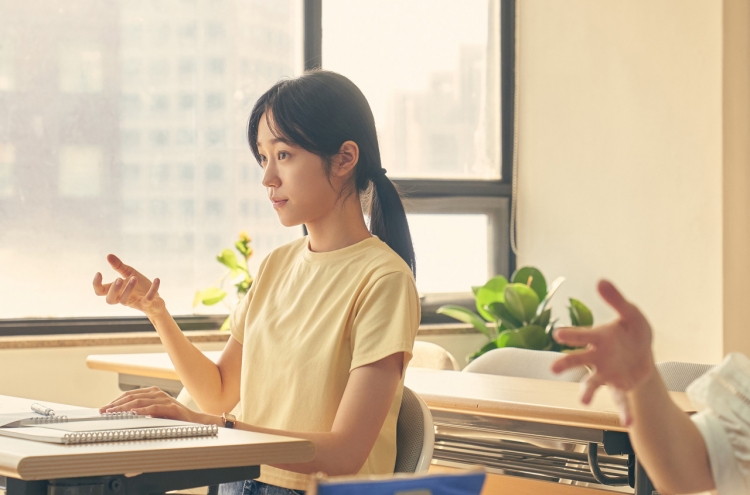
[193,232,254,331]
[437,266,593,360]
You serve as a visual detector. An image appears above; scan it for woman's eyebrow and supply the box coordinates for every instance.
[257,137,292,147]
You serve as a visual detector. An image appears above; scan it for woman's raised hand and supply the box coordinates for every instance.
[93,254,166,317]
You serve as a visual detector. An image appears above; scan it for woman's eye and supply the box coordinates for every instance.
[278,151,289,160]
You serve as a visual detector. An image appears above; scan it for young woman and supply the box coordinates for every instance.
[92,71,421,495]
[552,280,750,494]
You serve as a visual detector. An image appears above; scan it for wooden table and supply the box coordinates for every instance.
[0,394,314,495]
[87,352,696,495]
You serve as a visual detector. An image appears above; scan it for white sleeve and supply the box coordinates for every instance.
[688,353,750,495]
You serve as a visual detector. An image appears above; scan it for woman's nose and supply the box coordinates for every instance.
[261,161,279,188]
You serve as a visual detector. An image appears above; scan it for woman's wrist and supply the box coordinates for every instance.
[195,412,224,427]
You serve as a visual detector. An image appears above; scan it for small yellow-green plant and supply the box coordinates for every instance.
[193,232,254,331]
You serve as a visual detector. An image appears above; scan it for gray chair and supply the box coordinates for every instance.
[463,347,589,382]
[394,386,434,473]
[657,361,715,392]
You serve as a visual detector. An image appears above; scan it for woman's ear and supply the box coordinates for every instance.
[331,141,359,178]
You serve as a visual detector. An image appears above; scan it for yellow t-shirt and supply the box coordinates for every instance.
[230,235,420,491]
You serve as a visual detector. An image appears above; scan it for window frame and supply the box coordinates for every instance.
[308,0,517,324]
[0,0,516,335]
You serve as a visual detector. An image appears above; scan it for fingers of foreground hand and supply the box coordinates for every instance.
[597,280,636,320]
[580,374,604,405]
[551,348,596,374]
[105,278,125,304]
[553,326,601,348]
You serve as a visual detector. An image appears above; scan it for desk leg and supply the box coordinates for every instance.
[634,459,657,495]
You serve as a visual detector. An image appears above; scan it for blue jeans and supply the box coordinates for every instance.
[218,480,305,495]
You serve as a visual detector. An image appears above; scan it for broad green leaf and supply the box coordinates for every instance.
[568,306,579,326]
[192,290,202,308]
[471,286,482,297]
[469,339,499,362]
[538,276,565,315]
[487,302,523,329]
[569,298,594,327]
[531,308,551,328]
[504,283,540,324]
[496,329,526,349]
[512,266,547,301]
[474,276,508,322]
[198,287,227,306]
[437,305,490,338]
[219,316,231,332]
[518,325,549,350]
[216,249,239,270]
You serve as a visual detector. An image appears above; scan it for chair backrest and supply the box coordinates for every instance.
[463,347,588,382]
[308,470,485,495]
[394,387,434,473]
[657,361,715,392]
[409,341,460,371]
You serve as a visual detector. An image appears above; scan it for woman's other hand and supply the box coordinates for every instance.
[99,387,217,425]
[93,254,166,317]
[550,280,658,426]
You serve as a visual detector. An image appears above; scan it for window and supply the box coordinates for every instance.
[58,146,102,198]
[321,0,513,299]
[59,44,104,93]
[0,1,304,323]
[0,144,15,197]
[0,42,14,91]
[0,0,514,331]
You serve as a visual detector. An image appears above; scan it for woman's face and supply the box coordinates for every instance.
[256,111,339,227]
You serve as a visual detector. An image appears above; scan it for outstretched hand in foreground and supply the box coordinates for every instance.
[551,280,657,426]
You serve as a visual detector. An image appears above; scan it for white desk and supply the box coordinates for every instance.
[0,394,314,495]
[88,352,697,494]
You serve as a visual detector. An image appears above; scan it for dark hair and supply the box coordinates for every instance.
[247,70,416,277]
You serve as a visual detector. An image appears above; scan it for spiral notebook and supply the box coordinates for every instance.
[0,407,219,445]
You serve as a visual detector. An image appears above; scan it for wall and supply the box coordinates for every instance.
[515,0,726,363]
[0,342,226,408]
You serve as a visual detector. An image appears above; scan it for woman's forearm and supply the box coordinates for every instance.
[627,372,715,494]
[147,309,231,414]
[200,415,364,476]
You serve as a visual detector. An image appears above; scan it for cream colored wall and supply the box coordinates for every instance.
[0,342,226,408]
[515,0,725,364]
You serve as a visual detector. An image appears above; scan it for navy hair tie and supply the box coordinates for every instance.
[374,168,388,180]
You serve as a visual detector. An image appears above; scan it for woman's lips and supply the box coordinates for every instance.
[272,199,288,208]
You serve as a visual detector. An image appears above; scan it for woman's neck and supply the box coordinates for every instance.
[305,193,371,253]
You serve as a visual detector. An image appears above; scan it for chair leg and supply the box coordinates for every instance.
[207,485,219,495]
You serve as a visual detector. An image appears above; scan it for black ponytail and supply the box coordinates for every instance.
[247,70,416,277]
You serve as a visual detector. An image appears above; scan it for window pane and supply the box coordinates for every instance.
[0,0,304,319]
[409,214,489,294]
[323,0,501,180]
